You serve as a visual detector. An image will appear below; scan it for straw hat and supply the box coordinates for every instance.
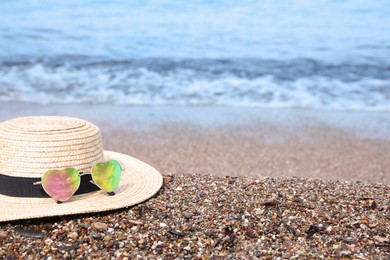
[0,116,163,222]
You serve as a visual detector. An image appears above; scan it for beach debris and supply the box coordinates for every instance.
[168,228,185,237]
[14,226,45,238]
[259,199,279,206]
[128,219,144,225]
[286,225,299,235]
[244,227,258,239]
[306,224,325,238]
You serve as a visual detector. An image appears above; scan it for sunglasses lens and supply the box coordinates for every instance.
[42,168,81,202]
[91,160,122,193]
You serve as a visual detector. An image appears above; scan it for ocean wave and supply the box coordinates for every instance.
[0,58,389,111]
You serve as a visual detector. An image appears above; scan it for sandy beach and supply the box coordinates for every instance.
[0,102,389,258]
[0,102,389,184]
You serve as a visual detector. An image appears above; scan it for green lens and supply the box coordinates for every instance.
[91,160,122,192]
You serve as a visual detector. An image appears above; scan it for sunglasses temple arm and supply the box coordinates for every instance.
[33,172,91,185]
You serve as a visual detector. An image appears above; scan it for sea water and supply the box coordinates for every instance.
[0,0,389,110]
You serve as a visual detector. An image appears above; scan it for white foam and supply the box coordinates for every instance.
[0,63,389,111]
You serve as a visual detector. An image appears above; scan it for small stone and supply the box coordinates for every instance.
[90,231,102,239]
[160,223,167,228]
[368,223,377,228]
[103,235,112,242]
[67,232,78,240]
[5,250,17,259]
[58,245,78,251]
[131,226,139,231]
[245,230,257,238]
[184,212,193,219]
[339,250,352,257]
[326,226,333,232]
[93,222,108,231]
[348,244,356,251]
[44,238,53,246]
[0,230,8,239]
[292,196,303,202]
[228,177,237,185]
[360,224,368,230]
[351,221,360,227]
[106,241,114,248]
[254,208,264,215]
[222,235,230,241]
[373,236,389,243]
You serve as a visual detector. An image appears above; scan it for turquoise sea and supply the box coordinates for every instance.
[0,0,389,110]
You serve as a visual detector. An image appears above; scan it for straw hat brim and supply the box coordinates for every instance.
[0,150,163,222]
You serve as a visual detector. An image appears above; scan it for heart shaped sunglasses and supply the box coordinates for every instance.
[33,160,122,202]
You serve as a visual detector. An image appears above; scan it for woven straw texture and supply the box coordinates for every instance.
[0,116,163,222]
[0,116,104,177]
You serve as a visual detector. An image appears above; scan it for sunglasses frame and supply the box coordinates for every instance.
[33,160,122,203]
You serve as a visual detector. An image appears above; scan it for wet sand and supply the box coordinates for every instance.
[1,101,389,184]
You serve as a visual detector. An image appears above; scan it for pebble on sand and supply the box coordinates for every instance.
[0,174,389,259]
[93,222,108,231]
[0,230,7,239]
